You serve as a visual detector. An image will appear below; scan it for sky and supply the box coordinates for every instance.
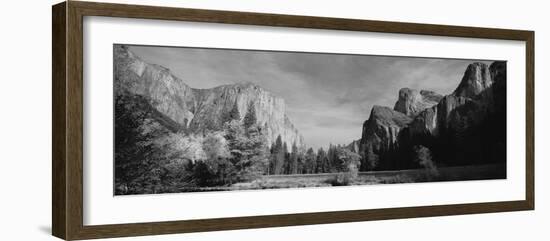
[128,45,494,150]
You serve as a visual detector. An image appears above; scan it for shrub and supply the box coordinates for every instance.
[413,145,439,180]
[325,148,361,186]
[379,174,414,184]
[191,161,220,187]
[328,172,355,186]
[363,146,379,171]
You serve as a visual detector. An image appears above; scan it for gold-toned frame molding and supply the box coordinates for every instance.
[52,1,534,240]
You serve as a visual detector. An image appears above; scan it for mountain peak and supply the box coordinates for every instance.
[359,60,506,170]
[369,105,412,128]
[114,45,304,149]
[232,82,264,91]
[236,81,260,87]
[393,88,443,117]
[453,62,492,98]
[210,82,265,93]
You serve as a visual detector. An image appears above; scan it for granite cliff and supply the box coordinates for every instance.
[358,61,506,170]
[393,88,443,117]
[114,45,304,148]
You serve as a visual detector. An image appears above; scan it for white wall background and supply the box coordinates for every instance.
[0,0,547,240]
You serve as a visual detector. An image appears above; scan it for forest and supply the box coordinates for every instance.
[114,91,372,195]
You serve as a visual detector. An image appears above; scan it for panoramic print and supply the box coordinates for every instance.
[113,44,507,195]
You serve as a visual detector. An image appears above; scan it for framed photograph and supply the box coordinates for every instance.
[52,1,534,240]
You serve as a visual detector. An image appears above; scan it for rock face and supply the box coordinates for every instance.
[358,106,413,170]
[406,62,505,140]
[361,106,412,152]
[358,61,506,170]
[453,62,493,97]
[358,87,442,170]
[393,88,443,116]
[114,45,304,148]
[114,45,196,129]
[406,95,481,138]
[190,83,305,148]
[346,139,361,153]
[402,62,506,167]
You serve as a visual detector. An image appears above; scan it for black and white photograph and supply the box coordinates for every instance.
[113,44,507,195]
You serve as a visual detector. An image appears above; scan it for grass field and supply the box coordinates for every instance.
[179,164,506,192]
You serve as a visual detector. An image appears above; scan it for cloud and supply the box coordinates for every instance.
[128,45,494,149]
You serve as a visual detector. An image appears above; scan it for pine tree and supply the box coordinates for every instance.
[243,122,270,179]
[282,142,289,174]
[263,123,269,134]
[316,148,327,173]
[223,119,269,182]
[364,146,379,171]
[290,142,298,174]
[243,102,257,129]
[272,135,285,174]
[305,148,316,174]
[327,144,336,172]
[223,100,241,124]
[268,143,276,175]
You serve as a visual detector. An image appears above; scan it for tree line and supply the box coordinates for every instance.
[267,136,361,176]
[114,93,362,194]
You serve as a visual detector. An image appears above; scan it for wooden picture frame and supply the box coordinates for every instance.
[52,1,534,240]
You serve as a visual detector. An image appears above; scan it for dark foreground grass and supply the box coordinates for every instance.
[178,163,506,192]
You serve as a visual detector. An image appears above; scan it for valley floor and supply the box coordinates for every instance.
[177,163,506,192]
